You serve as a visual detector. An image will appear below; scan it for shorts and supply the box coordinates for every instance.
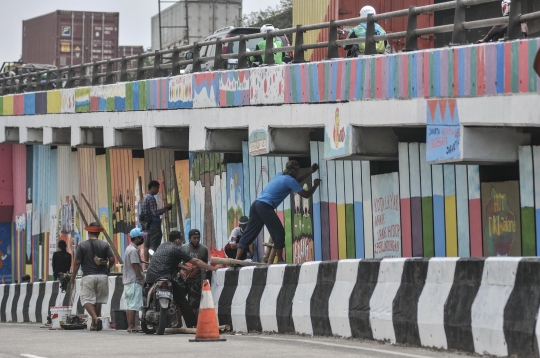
[124,283,143,311]
[80,275,109,306]
[145,226,163,249]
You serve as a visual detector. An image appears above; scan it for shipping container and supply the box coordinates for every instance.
[22,10,119,68]
[151,0,242,50]
[118,46,144,70]
[293,0,434,62]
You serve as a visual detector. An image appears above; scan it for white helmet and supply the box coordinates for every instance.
[260,24,275,33]
[360,6,376,18]
[501,0,510,16]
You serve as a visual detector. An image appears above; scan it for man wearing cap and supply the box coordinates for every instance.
[178,229,208,314]
[70,222,115,331]
[225,216,253,260]
[124,228,146,333]
[235,161,321,264]
[145,231,220,328]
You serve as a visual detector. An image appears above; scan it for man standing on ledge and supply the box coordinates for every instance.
[141,180,172,262]
[235,161,321,263]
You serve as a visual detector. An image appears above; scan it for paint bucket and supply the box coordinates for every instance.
[50,306,72,330]
[113,310,128,330]
[86,316,111,330]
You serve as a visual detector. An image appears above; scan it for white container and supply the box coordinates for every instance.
[86,316,111,330]
[50,306,72,330]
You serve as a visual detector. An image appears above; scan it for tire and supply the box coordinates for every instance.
[156,306,168,335]
[141,321,156,335]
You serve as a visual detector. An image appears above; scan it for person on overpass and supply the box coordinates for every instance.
[477,0,528,43]
[234,161,321,264]
[250,24,285,64]
[343,6,387,57]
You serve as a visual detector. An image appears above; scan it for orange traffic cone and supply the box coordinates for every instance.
[189,279,227,342]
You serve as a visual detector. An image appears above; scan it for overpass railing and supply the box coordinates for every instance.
[1,0,539,95]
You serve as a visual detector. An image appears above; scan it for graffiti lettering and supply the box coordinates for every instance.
[374,214,385,226]
[446,140,459,155]
[429,136,448,151]
[372,194,399,213]
[488,216,517,236]
[428,127,440,135]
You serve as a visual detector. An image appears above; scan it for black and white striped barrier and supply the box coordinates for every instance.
[211,258,540,357]
[0,276,126,324]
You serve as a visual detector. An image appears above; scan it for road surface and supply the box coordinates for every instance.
[0,323,473,358]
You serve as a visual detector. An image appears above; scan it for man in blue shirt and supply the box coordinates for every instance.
[235,160,321,263]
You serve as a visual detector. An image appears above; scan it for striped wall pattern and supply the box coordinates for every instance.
[519,146,540,256]
[212,258,540,357]
[0,276,126,324]
[2,38,539,116]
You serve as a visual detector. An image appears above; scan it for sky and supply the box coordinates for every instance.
[0,0,280,62]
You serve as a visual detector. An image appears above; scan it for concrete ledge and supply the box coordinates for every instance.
[20,127,43,144]
[0,126,19,144]
[211,258,540,357]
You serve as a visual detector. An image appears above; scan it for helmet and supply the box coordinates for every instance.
[360,6,376,18]
[501,0,510,16]
[260,24,275,33]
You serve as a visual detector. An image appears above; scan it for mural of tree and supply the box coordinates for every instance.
[191,153,224,248]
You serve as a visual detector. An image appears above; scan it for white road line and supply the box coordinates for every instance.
[250,336,439,358]
[20,354,48,358]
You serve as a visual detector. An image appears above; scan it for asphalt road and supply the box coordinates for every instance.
[0,323,473,358]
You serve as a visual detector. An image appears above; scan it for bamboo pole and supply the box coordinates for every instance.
[80,193,124,264]
[171,164,184,235]
[71,195,90,228]
[211,257,267,267]
[161,170,171,240]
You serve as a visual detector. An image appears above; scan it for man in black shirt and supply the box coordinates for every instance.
[52,240,72,280]
[145,233,221,327]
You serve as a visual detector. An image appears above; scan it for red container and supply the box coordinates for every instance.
[22,10,119,68]
[293,0,434,62]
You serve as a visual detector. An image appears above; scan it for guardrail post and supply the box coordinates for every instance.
[293,25,306,63]
[106,60,114,84]
[213,38,225,70]
[192,43,202,73]
[327,20,339,59]
[44,71,53,91]
[153,50,162,78]
[120,57,128,82]
[507,0,522,40]
[0,78,5,96]
[404,6,418,51]
[237,35,248,70]
[56,69,64,89]
[137,54,145,80]
[10,76,18,94]
[364,14,377,55]
[264,32,275,65]
[92,63,100,85]
[451,0,467,45]
[66,66,76,89]
[171,47,181,76]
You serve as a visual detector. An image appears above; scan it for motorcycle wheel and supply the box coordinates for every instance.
[156,306,168,335]
[141,321,156,335]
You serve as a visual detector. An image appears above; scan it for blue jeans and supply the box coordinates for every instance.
[238,200,285,250]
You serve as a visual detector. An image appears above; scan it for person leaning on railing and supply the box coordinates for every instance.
[342,6,387,57]
[477,0,528,43]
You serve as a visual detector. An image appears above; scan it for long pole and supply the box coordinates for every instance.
[71,195,90,228]
[158,0,163,50]
[171,164,184,235]
[161,170,171,240]
[80,193,124,264]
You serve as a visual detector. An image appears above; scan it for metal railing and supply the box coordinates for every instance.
[1,0,539,95]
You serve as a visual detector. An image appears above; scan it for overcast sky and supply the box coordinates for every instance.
[0,0,280,62]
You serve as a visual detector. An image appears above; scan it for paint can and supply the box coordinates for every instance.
[49,306,72,330]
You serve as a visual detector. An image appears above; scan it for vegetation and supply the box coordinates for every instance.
[237,0,292,29]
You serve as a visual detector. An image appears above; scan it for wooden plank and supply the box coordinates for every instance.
[398,142,412,257]
[310,141,322,261]
[408,143,423,257]
[455,165,470,257]
[335,160,347,259]
[432,164,446,257]
[361,161,373,258]
[343,160,355,259]
[519,146,536,256]
[419,144,434,258]
[467,165,482,257]
[326,159,338,260]
[443,165,458,257]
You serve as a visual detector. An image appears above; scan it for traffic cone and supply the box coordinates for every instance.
[189,279,227,342]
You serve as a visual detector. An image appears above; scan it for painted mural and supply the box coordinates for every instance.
[174,160,191,239]
[324,108,352,160]
[220,70,250,107]
[248,129,269,156]
[226,163,244,236]
[426,99,461,163]
[481,181,521,256]
[75,87,90,113]
[0,223,12,284]
[168,75,193,109]
[61,88,75,113]
[250,66,284,105]
[193,73,219,108]
[292,184,314,264]
[371,172,402,258]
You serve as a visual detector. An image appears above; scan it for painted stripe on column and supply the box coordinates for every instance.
[444,258,484,352]
[409,143,423,257]
[61,283,71,306]
[335,161,347,259]
[418,257,459,349]
[246,266,268,332]
[399,143,412,257]
[534,147,540,256]
[352,161,364,258]
[471,258,521,356]
[311,261,338,336]
[310,142,322,261]
[369,258,407,343]
[110,277,124,317]
[443,165,458,257]
[100,277,116,319]
[467,166,482,257]
[318,142,330,261]
[292,262,320,335]
[13,284,22,322]
[26,283,37,322]
[504,259,540,357]
[0,285,9,321]
[392,259,429,346]
[329,259,360,337]
[260,265,286,332]
[485,43,497,95]
[519,146,536,256]
[327,160,338,260]
[211,269,226,310]
[231,267,255,332]
[34,282,46,323]
[419,144,434,257]
[362,162,373,258]
[344,161,355,258]
[5,284,16,322]
[455,166,470,257]
[277,265,301,333]
[217,269,240,329]
[43,282,56,324]
[476,45,485,95]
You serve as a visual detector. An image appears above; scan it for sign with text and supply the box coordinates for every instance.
[371,172,401,258]
[249,129,269,155]
[426,99,461,163]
